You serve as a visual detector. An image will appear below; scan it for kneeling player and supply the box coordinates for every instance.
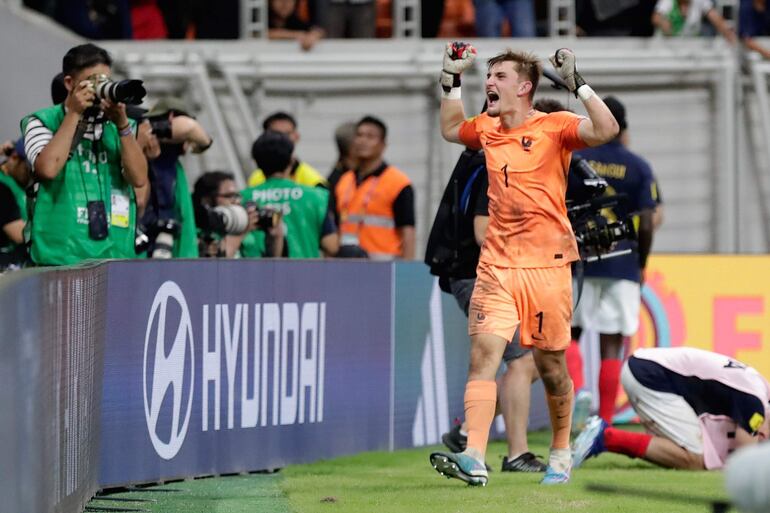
[572,347,770,470]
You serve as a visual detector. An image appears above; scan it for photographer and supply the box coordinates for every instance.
[242,131,338,258]
[140,97,213,259]
[192,171,283,258]
[0,140,31,270]
[21,43,147,265]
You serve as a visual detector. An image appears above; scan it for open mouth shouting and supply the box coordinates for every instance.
[486,90,500,109]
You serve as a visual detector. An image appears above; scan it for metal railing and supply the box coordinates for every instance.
[99,39,756,253]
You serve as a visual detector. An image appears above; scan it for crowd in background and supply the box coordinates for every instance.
[17,0,770,55]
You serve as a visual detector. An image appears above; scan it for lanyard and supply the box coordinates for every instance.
[77,138,105,204]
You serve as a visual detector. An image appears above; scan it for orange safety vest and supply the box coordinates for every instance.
[335,164,412,260]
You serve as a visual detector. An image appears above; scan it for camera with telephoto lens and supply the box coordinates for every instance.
[87,73,147,105]
[199,204,250,236]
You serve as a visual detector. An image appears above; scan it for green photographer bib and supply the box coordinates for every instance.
[241,177,329,259]
[21,104,137,265]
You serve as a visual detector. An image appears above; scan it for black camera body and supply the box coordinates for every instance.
[568,194,637,260]
[245,202,280,231]
[566,154,636,261]
[135,218,180,258]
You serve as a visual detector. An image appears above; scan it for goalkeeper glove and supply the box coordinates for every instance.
[440,41,477,94]
[549,48,588,99]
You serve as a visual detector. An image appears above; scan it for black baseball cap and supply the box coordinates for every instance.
[603,96,627,131]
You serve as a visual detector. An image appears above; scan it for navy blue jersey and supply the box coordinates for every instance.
[570,140,656,282]
[739,1,770,38]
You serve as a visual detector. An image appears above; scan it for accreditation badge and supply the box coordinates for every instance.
[110,189,130,228]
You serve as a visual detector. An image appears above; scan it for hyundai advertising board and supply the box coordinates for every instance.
[99,260,393,487]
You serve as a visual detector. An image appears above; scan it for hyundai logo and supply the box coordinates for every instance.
[143,281,195,460]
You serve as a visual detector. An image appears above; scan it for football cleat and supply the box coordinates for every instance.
[430,451,488,486]
[572,415,608,468]
[501,452,547,472]
[540,464,571,484]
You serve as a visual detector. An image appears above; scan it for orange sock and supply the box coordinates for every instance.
[547,384,574,450]
[464,380,497,457]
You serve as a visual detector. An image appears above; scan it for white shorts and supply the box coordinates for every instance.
[572,278,640,336]
[621,361,703,455]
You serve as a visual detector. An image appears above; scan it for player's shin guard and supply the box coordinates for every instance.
[604,427,652,459]
[566,340,584,391]
[598,359,622,423]
[464,380,497,457]
[546,383,574,450]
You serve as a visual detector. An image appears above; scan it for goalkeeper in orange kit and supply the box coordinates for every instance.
[429,42,619,485]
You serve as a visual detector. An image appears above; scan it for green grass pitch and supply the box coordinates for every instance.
[88,430,729,513]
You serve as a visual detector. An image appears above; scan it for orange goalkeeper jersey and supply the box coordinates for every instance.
[459,110,586,268]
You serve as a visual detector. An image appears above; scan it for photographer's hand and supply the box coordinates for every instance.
[245,204,259,233]
[65,81,95,116]
[102,100,129,130]
[33,81,93,180]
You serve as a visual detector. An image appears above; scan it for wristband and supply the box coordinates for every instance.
[118,124,133,137]
[441,87,461,100]
[577,84,595,102]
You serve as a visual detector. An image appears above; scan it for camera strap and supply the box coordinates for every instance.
[77,139,105,205]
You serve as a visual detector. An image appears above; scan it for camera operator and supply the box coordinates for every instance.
[193,171,284,258]
[140,97,213,259]
[21,43,147,265]
[242,131,338,258]
[567,96,657,427]
[0,140,31,270]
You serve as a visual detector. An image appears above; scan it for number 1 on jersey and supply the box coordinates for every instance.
[502,164,509,187]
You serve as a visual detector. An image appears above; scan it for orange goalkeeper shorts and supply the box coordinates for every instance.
[468,261,573,351]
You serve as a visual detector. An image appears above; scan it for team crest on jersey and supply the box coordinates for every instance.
[521,136,533,152]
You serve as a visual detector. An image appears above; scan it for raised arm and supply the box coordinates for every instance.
[706,9,738,45]
[549,48,619,147]
[440,42,476,144]
[103,99,148,188]
[33,81,95,180]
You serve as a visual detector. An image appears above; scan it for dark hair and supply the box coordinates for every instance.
[192,171,236,226]
[356,115,387,140]
[487,50,541,102]
[334,122,357,156]
[251,131,294,176]
[62,43,113,76]
[51,73,68,104]
[533,98,568,114]
[262,111,297,131]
